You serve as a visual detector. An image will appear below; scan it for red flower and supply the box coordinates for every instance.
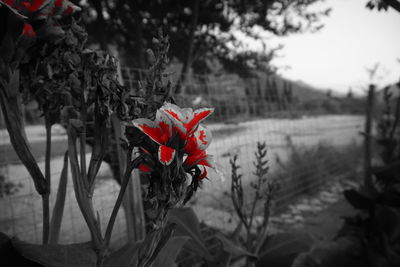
[132,103,214,180]
[1,0,81,19]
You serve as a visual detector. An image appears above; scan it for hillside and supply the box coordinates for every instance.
[253,72,329,102]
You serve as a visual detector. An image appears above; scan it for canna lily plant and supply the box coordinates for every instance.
[0,1,217,266]
[133,103,214,171]
[129,103,215,229]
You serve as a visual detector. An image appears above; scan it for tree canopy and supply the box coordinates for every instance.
[81,0,330,87]
[366,0,400,12]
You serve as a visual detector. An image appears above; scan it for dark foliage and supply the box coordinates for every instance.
[81,0,330,81]
[293,82,400,267]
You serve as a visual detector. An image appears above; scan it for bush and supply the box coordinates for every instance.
[273,138,362,211]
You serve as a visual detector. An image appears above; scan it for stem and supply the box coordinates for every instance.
[80,106,88,191]
[67,125,103,250]
[248,188,261,234]
[364,84,376,194]
[0,76,48,194]
[389,93,400,140]
[104,155,140,245]
[42,113,52,244]
[42,194,50,244]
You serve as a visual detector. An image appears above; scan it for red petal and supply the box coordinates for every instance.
[197,157,213,168]
[195,125,212,150]
[63,5,72,15]
[198,167,207,180]
[55,0,63,8]
[158,121,171,144]
[158,145,175,165]
[140,147,151,155]
[133,119,163,144]
[2,0,15,7]
[184,149,207,167]
[184,135,198,155]
[186,108,213,134]
[161,116,186,137]
[26,0,44,11]
[23,23,36,38]
[139,163,151,173]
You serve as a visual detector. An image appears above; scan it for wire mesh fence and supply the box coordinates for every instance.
[0,67,365,247]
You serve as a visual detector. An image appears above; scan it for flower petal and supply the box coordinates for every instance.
[186,108,214,135]
[180,107,194,123]
[198,167,208,180]
[22,23,36,38]
[132,118,163,145]
[160,103,184,122]
[184,149,208,167]
[158,145,176,165]
[197,154,214,168]
[160,103,187,137]
[139,163,152,173]
[25,0,45,12]
[184,135,198,155]
[194,125,212,150]
[2,0,16,7]
[155,109,173,141]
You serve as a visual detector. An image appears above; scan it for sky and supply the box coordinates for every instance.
[270,0,400,95]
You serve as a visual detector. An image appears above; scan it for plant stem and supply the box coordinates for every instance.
[43,113,52,244]
[79,90,89,191]
[104,154,140,245]
[42,194,50,244]
[364,84,376,194]
[67,125,103,250]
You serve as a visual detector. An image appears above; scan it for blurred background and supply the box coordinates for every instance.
[0,0,399,263]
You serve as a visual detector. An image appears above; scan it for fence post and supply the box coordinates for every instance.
[364,84,376,194]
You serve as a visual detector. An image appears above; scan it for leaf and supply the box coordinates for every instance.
[291,237,366,267]
[12,239,96,267]
[215,232,257,259]
[0,233,42,266]
[151,236,189,267]
[343,189,374,210]
[49,151,69,244]
[103,242,142,267]
[374,205,400,242]
[0,71,48,195]
[35,19,65,42]
[137,223,175,267]
[373,160,400,184]
[167,208,213,260]
[256,233,315,267]
[87,106,109,185]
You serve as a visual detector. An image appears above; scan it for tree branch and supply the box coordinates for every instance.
[385,0,400,12]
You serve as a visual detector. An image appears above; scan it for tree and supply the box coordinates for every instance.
[366,0,400,12]
[81,0,331,91]
[347,87,353,98]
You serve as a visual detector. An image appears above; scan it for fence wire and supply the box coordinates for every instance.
[0,68,365,247]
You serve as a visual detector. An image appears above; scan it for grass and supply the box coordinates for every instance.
[204,139,363,218]
[272,138,363,211]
